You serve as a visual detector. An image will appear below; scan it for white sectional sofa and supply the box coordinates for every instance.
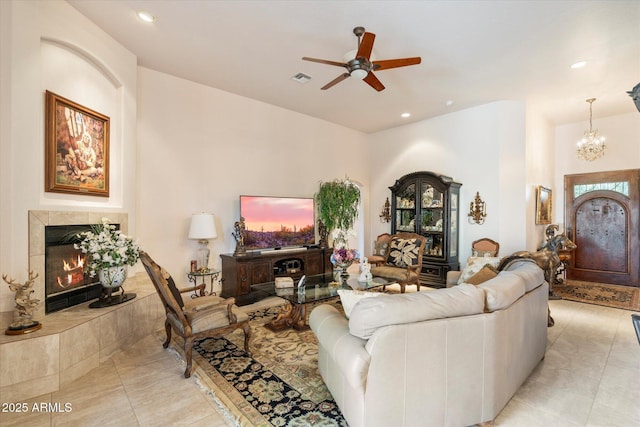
[309,259,548,427]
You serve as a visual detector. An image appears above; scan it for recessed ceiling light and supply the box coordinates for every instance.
[571,61,587,69]
[445,100,454,107]
[137,11,156,23]
[401,112,411,118]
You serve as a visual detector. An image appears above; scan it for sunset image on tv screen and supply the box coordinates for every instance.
[240,196,315,249]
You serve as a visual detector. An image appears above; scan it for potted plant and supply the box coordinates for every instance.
[75,218,140,289]
[315,177,361,255]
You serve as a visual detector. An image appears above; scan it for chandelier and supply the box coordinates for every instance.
[576,98,606,161]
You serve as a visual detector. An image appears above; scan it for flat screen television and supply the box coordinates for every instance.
[240,195,316,250]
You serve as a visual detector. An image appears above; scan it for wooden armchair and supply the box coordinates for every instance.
[370,232,427,293]
[140,251,251,378]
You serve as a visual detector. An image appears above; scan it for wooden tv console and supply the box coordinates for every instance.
[220,248,332,299]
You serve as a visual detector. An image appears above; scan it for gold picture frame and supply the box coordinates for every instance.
[536,186,552,225]
[45,90,110,197]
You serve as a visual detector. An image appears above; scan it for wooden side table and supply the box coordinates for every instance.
[187,269,220,298]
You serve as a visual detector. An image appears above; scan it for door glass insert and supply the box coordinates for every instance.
[574,181,629,199]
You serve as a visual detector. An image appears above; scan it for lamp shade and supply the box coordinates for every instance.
[188,213,217,240]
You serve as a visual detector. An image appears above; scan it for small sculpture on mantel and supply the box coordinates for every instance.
[232,217,247,256]
[3,271,42,335]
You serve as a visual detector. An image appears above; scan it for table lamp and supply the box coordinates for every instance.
[188,213,217,271]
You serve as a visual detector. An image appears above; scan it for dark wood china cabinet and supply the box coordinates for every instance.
[390,171,462,288]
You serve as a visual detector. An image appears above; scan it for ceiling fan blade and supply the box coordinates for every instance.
[363,72,385,92]
[321,73,350,90]
[356,32,375,59]
[373,57,422,71]
[302,57,348,68]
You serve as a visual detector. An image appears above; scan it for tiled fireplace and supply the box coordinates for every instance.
[0,211,164,403]
[28,210,129,319]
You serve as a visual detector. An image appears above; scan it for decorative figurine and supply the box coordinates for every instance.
[3,271,42,335]
[318,219,329,248]
[358,257,373,282]
[232,217,247,256]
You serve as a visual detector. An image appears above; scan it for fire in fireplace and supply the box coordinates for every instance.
[44,224,118,313]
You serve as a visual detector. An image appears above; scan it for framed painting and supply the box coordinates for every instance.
[536,186,552,225]
[45,90,110,197]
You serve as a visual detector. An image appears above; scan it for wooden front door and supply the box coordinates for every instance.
[564,169,639,287]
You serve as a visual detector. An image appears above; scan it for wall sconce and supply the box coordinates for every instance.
[379,197,391,222]
[468,192,487,225]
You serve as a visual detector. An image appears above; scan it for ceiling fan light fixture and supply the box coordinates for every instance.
[350,69,368,80]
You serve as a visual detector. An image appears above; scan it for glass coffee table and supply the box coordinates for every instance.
[251,272,394,331]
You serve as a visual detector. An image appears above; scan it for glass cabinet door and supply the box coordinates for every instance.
[449,193,458,257]
[395,183,416,232]
[420,182,445,258]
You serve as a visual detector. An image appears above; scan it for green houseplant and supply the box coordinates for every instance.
[315,177,361,249]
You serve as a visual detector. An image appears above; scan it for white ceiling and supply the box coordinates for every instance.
[68,0,640,133]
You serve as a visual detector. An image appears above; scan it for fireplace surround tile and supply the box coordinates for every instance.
[0,273,164,402]
[0,333,59,387]
[60,318,100,371]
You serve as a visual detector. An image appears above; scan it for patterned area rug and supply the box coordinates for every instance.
[191,298,348,426]
[554,279,640,311]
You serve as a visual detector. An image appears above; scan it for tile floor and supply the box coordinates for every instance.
[2,299,639,426]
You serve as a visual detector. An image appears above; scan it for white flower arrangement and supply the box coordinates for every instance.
[74,218,140,277]
[331,228,356,249]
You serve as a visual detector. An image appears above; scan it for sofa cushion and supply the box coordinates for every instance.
[457,256,501,284]
[465,264,499,285]
[337,289,383,318]
[386,237,422,268]
[348,283,485,339]
[503,259,545,292]
[477,271,526,312]
[369,265,418,281]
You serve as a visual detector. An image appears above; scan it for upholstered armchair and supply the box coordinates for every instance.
[369,232,427,293]
[140,251,251,378]
[367,233,392,266]
[446,237,501,287]
[472,237,500,257]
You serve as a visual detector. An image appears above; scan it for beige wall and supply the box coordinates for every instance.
[0,0,137,313]
[368,101,530,263]
[136,67,369,284]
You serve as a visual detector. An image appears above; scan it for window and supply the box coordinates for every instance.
[574,182,629,199]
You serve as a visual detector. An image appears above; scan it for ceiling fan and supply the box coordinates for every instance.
[302,26,421,92]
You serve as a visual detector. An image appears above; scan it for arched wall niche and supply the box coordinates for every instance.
[40,37,125,208]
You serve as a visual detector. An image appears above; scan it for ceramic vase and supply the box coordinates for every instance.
[98,266,128,288]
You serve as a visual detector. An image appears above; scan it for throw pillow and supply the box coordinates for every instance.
[457,256,501,284]
[465,264,499,285]
[373,240,389,257]
[386,238,421,268]
[337,289,382,318]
